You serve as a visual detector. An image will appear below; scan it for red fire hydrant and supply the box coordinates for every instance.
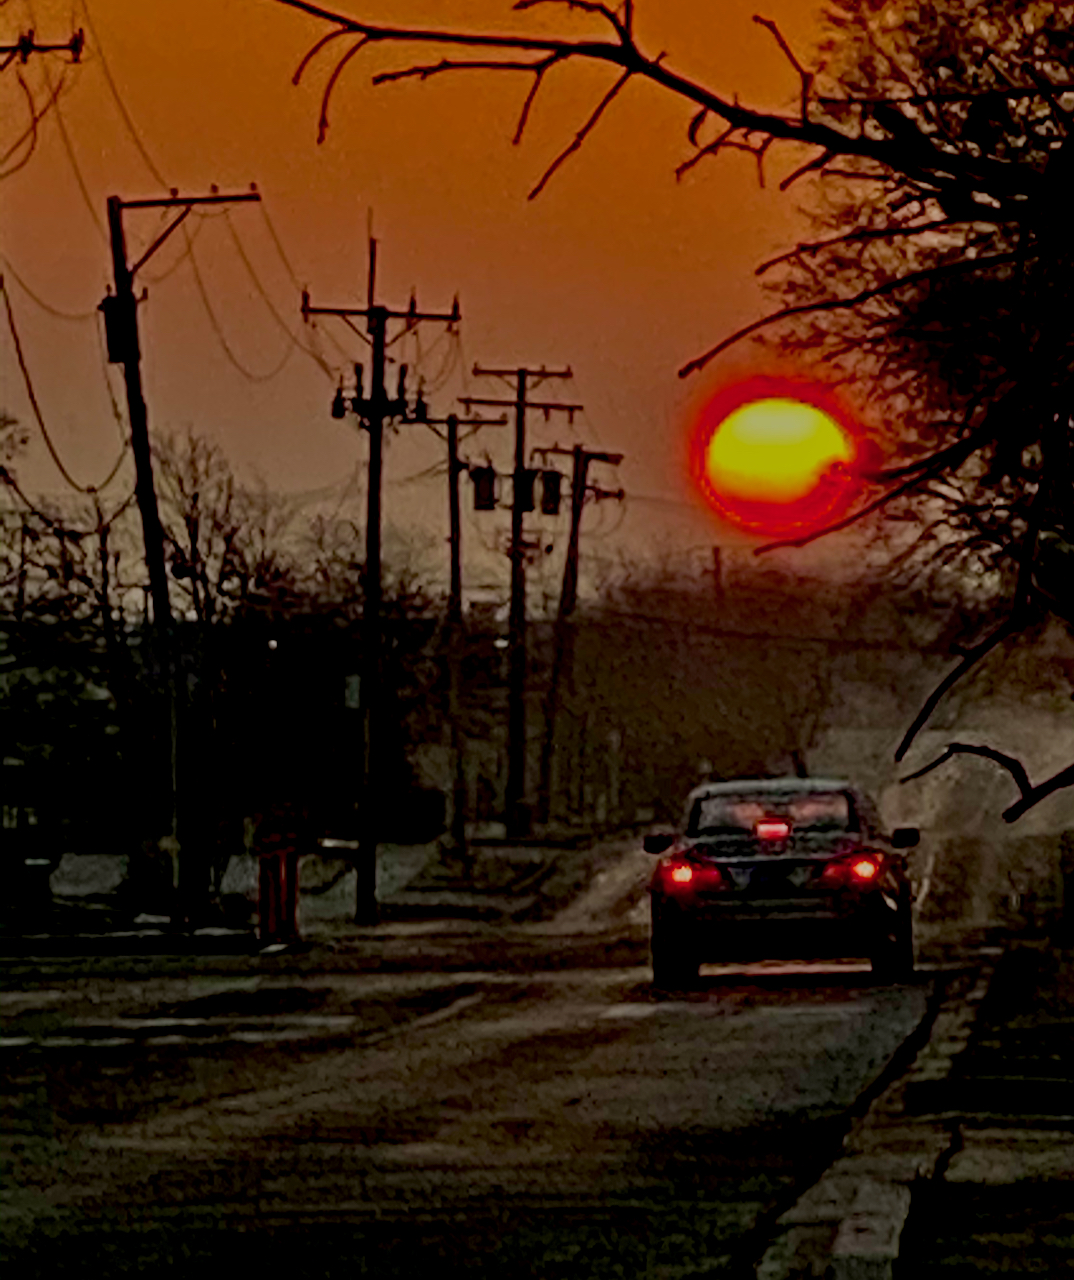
[254,803,306,945]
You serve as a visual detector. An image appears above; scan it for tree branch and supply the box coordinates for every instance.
[514,0,628,42]
[272,0,1042,206]
[291,23,350,85]
[527,66,632,199]
[754,217,961,275]
[513,52,568,143]
[899,742,1074,822]
[894,614,1023,762]
[752,15,812,124]
[778,147,833,190]
[677,250,1020,378]
[754,465,941,554]
[317,36,371,143]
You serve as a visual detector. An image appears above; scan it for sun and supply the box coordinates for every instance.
[691,377,863,537]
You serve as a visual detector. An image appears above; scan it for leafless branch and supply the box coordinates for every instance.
[513,52,567,142]
[754,217,961,275]
[316,36,370,143]
[894,614,1023,762]
[900,742,1074,822]
[514,0,628,42]
[817,85,1074,107]
[677,250,1020,378]
[527,66,632,199]
[752,15,812,124]
[291,23,350,85]
[374,56,545,86]
[779,147,833,190]
[272,0,1043,207]
[755,468,937,554]
[900,741,1031,791]
[674,125,737,180]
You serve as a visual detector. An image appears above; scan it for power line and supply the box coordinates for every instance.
[1,275,127,493]
[222,208,335,378]
[77,0,169,189]
[0,254,98,321]
[182,224,294,383]
[0,67,65,178]
[36,53,106,241]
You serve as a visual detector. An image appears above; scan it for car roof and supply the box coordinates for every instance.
[686,776,858,804]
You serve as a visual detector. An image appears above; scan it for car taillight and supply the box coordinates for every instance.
[657,859,729,892]
[755,819,791,841]
[820,852,883,888]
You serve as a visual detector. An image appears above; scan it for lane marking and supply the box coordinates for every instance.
[599,1004,659,1020]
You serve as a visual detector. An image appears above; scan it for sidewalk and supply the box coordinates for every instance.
[0,830,650,956]
[758,940,1074,1278]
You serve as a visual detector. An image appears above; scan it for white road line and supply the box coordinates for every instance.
[599,1004,659,1020]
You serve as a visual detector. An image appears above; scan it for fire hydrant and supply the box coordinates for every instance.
[254,803,307,945]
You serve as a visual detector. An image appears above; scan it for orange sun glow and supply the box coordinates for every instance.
[691,377,863,537]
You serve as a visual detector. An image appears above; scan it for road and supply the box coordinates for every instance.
[1,929,942,1278]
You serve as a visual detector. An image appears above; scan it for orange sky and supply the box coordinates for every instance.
[1,0,868,590]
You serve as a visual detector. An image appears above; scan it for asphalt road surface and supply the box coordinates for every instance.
[2,932,934,1278]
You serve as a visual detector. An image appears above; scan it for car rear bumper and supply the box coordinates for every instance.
[654,894,901,962]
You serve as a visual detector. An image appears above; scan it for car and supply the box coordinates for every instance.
[645,776,918,987]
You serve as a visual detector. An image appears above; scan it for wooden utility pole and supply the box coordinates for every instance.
[100,186,260,914]
[462,368,581,837]
[419,410,506,861]
[534,445,623,825]
[302,243,459,922]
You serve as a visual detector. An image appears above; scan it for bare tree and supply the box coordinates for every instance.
[271,0,1074,819]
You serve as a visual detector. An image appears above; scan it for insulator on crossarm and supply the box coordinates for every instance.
[397,363,408,401]
[331,385,347,419]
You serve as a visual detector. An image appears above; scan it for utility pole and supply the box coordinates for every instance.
[100,185,260,916]
[303,242,459,923]
[533,444,623,825]
[420,410,506,862]
[462,367,582,837]
[706,546,724,602]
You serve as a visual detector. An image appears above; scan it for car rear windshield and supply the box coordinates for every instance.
[688,790,855,837]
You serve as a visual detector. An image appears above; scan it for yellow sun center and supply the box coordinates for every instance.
[704,398,853,503]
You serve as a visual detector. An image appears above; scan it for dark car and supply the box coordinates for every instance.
[646,776,918,987]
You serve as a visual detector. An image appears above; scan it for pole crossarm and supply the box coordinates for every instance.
[473,363,572,391]
[1,29,83,70]
[116,189,261,279]
[534,444,622,465]
[460,396,583,417]
[119,190,261,211]
[301,291,461,327]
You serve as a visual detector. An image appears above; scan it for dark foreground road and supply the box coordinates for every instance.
[2,931,937,1277]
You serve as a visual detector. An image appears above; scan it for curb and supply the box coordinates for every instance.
[756,957,996,1280]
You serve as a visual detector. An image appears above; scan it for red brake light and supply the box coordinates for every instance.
[821,852,883,888]
[657,859,729,892]
[756,820,791,841]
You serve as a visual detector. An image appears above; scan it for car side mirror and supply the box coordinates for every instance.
[891,827,919,849]
[643,832,674,854]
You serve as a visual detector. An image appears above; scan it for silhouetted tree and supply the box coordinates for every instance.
[272,0,1074,818]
